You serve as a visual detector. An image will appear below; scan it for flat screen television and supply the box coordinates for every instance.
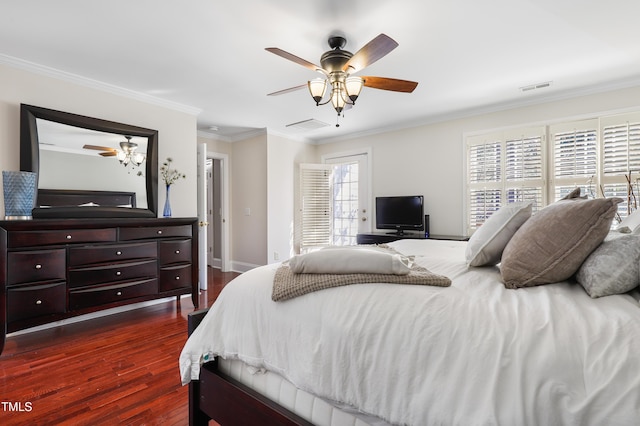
[375,195,424,235]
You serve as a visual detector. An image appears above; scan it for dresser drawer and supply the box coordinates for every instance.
[68,259,158,288]
[7,282,66,322]
[159,239,192,266]
[119,225,192,241]
[69,278,158,310]
[69,242,157,267]
[7,249,66,286]
[159,264,192,292]
[8,228,116,248]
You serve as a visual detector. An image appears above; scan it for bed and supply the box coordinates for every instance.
[32,188,151,218]
[180,195,640,425]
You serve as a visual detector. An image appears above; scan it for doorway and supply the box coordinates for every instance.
[197,144,230,276]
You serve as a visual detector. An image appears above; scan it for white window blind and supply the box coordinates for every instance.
[550,120,598,201]
[466,128,544,233]
[600,113,640,217]
[299,164,332,251]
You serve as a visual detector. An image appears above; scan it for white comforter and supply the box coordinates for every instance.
[180,239,640,426]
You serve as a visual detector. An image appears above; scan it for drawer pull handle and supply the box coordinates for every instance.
[175,250,180,254]
[35,264,42,269]
[116,271,122,276]
[175,276,180,280]
[35,300,42,305]
[116,251,122,256]
[66,235,72,240]
[157,230,163,235]
[116,291,122,296]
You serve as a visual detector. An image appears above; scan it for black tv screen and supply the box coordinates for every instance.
[375,195,424,234]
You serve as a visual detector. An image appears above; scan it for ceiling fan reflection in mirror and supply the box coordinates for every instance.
[266,33,418,126]
[83,135,146,167]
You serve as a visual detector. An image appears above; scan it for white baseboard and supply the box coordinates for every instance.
[231,260,261,273]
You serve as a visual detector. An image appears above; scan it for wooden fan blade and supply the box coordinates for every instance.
[83,144,117,152]
[362,76,418,93]
[342,34,398,73]
[265,47,325,73]
[267,84,308,96]
[99,152,117,157]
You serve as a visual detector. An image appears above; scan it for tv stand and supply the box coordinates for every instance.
[357,232,468,244]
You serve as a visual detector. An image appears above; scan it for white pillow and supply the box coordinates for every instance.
[465,202,532,267]
[618,209,640,232]
[289,246,412,275]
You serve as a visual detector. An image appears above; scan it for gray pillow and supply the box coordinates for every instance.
[465,202,532,266]
[500,197,622,288]
[576,233,640,298]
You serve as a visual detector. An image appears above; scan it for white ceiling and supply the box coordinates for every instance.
[2,0,640,143]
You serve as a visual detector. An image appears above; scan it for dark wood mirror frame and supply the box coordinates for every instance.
[20,104,158,218]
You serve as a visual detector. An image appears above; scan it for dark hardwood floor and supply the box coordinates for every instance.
[0,267,239,426]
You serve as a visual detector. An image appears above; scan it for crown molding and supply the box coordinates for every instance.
[0,54,202,116]
[314,75,640,145]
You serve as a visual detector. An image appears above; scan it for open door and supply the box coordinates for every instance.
[197,143,208,290]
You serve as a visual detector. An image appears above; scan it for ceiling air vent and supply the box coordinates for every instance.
[520,81,553,92]
[285,118,330,132]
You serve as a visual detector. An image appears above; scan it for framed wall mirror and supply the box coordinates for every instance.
[20,104,158,218]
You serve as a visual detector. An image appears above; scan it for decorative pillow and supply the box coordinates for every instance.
[500,196,622,288]
[618,209,640,233]
[289,246,413,275]
[465,202,532,266]
[561,187,586,200]
[576,233,640,298]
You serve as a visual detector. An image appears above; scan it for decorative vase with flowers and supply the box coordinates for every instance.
[160,158,186,217]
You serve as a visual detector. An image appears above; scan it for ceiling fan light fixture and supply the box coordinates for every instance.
[345,76,363,103]
[331,87,346,114]
[308,78,327,105]
[116,136,145,167]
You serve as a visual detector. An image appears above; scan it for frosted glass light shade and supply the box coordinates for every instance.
[345,76,363,102]
[308,78,327,104]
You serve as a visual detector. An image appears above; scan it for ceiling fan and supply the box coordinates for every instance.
[266,33,418,125]
[83,136,145,166]
[83,144,117,157]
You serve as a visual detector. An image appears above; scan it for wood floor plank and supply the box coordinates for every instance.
[0,267,238,425]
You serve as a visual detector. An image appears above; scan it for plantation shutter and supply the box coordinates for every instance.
[466,127,545,234]
[504,132,544,208]
[600,113,640,217]
[550,120,598,200]
[467,137,502,231]
[299,164,333,251]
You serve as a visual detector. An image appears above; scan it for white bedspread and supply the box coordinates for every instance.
[180,239,640,426]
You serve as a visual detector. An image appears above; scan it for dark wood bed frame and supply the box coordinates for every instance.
[36,188,137,208]
[187,309,313,426]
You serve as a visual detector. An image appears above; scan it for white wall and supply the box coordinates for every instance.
[316,85,640,236]
[0,63,198,218]
[267,132,316,263]
[231,132,268,269]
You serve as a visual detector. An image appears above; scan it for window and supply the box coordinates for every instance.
[600,113,640,217]
[550,120,598,200]
[466,128,545,234]
[330,161,360,246]
[465,112,640,232]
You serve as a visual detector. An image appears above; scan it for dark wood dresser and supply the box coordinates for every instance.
[0,217,199,355]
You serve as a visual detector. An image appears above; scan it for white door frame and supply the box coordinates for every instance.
[207,150,231,272]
